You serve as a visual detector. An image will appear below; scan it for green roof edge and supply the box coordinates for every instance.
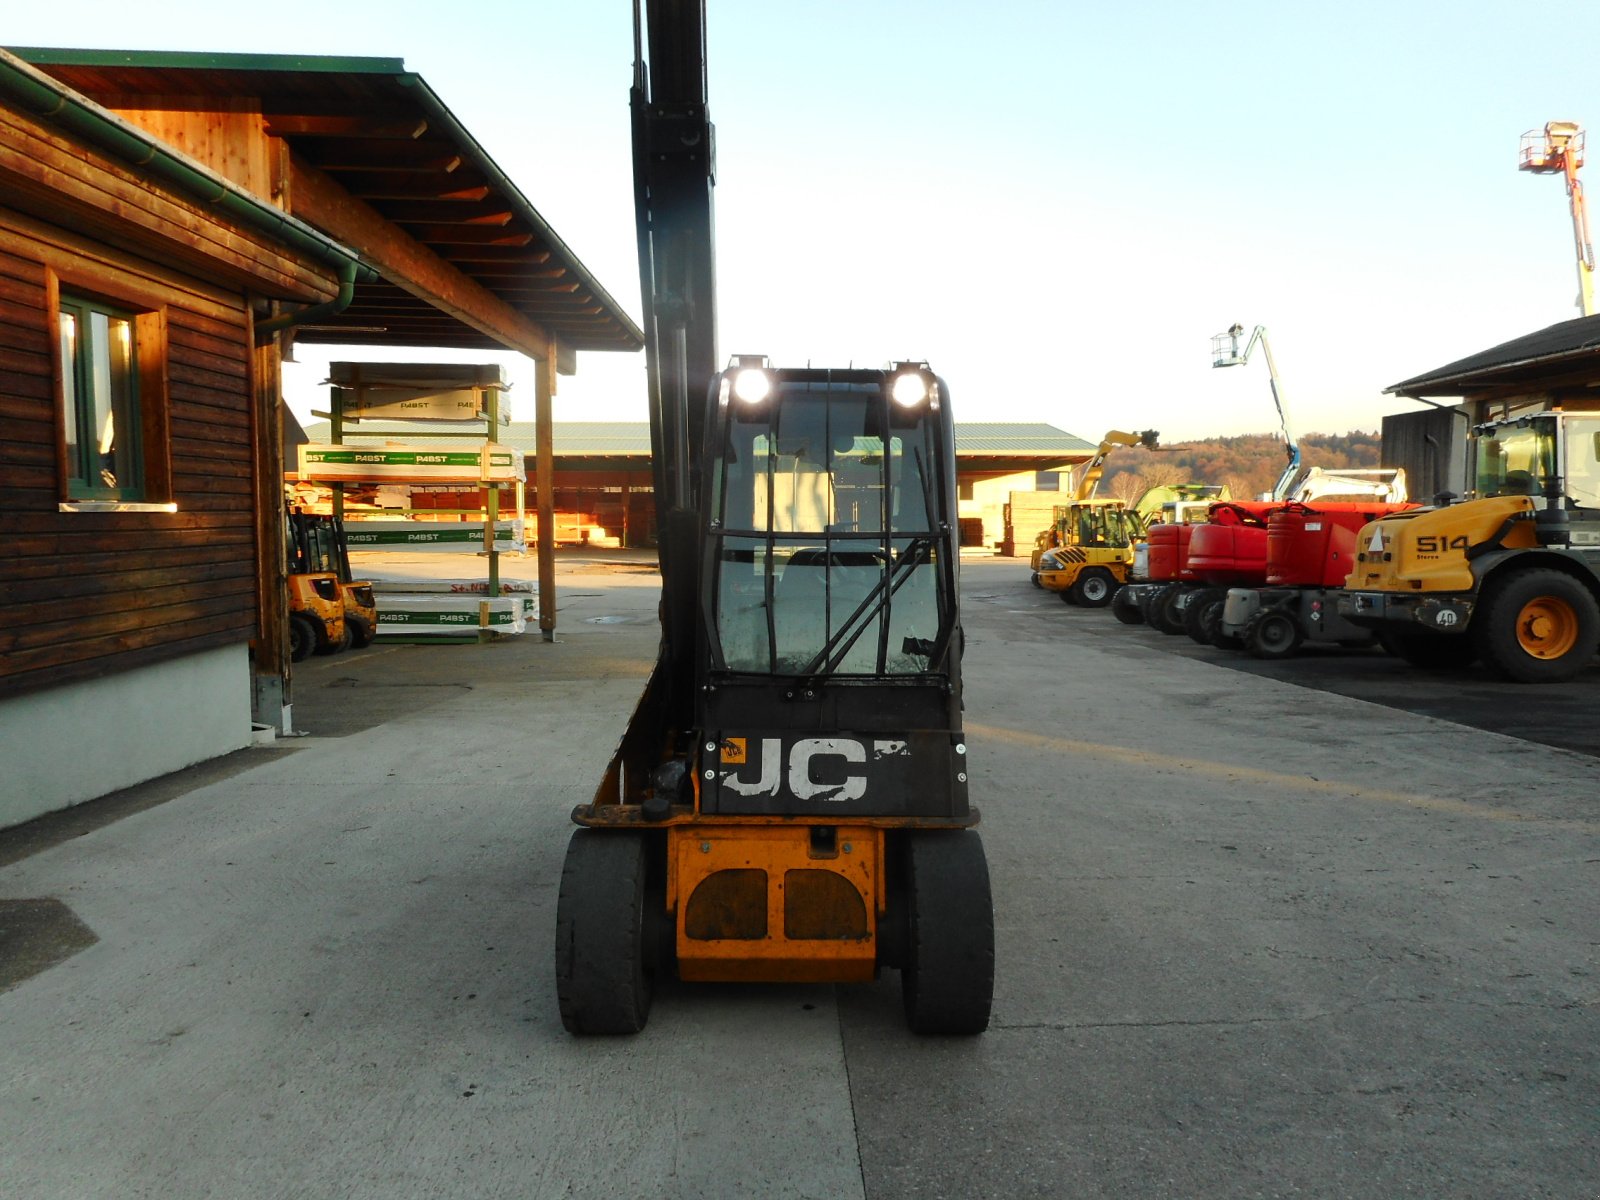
[7,47,408,75]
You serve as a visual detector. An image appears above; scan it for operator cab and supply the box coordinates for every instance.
[706,360,958,682]
[694,358,968,819]
[1474,412,1600,509]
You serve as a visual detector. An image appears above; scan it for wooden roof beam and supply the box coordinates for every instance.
[264,114,429,139]
[375,199,515,225]
[343,177,492,202]
[394,223,534,245]
[290,152,558,365]
[302,143,462,172]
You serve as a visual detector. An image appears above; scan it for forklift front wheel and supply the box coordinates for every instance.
[556,830,653,1035]
[289,614,317,663]
[317,621,353,655]
[900,831,994,1035]
[346,615,374,649]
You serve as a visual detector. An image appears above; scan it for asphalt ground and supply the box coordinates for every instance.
[1,551,1596,1199]
[1027,575,1600,761]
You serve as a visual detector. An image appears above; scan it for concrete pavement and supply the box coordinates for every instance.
[1,554,1595,1198]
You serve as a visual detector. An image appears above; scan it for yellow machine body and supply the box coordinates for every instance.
[340,580,378,644]
[287,572,346,647]
[669,822,883,983]
[1036,545,1133,593]
[1345,496,1536,594]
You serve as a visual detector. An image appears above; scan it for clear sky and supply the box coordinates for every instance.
[7,1,1597,441]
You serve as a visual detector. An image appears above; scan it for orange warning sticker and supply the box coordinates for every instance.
[720,737,747,765]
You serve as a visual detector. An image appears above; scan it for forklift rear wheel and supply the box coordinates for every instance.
[346,615,374,649]
[901,830,994,1035]
[1110,586,1144,625]
[1072,568,1116,608]
[556,829,653,1035]
[1244,609,1303,659]
[1030,572,1042,589]
[1472,568,1599,683]
[289,614,317,663]
[1183,588,1227,645]
[1058,585,1080,605]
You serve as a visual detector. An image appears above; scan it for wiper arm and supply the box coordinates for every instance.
[795,537,933,679]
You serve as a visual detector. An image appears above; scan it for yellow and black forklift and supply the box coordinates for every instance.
[554,0,993,1035]
[286,506,376,659]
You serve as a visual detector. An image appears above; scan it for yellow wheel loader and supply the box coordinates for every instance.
[1339,410,1600,682]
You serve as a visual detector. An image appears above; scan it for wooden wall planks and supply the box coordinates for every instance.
[0,213,263,698]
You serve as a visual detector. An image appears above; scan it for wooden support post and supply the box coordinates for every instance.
[536,346,558,641]
[249,327,290,732]
[483,383,501,642]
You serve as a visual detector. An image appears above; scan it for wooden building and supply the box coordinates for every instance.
[0,49,641,828]
[1382,313,1600,498]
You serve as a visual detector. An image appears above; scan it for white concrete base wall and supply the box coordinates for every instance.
[0,644,252,830]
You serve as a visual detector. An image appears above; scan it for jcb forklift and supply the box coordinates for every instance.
[286,507,377,659]
[554,0,993,1035]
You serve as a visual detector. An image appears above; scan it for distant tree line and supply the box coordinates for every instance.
[1097,431,1381,503]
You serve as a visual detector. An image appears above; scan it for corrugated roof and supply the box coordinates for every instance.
[303,420,1093,461]
[1387,313,1600,396]
[10,47,644,357]
[952,423,1097,454]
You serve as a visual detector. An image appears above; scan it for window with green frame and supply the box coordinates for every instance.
[59,294,143,500]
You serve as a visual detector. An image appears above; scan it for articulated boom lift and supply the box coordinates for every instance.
[1212,323,1301,501]
[554,0,994,1035]
[1520,121,1596,318]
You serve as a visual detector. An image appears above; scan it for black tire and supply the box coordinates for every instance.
[1183,588,1227,645]
[1471,568,1600,683]
[346,614,374,649]
[1209,622,1245,651]
[289,614,317,663]
[1148,584,1188,636]
[316,620,353,655]
[1111,585,1145,625]
[1377,628,1476,670]
[555,830,654,1034]
[1030,572,1042,589]
[1244,608,1304,659]
[1059,584,1080,605]
[901,831,994,1035]
[1071,568,1116,608]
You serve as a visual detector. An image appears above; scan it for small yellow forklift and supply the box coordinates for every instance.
[286,507,376,659]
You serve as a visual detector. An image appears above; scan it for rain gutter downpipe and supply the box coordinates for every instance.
[254,257,361,336]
